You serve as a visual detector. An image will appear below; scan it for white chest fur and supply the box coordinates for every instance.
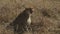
[27,14,31,25]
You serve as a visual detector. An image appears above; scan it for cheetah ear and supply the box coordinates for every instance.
[25,8,32,10]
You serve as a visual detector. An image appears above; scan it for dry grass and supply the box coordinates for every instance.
[0,0,60,34]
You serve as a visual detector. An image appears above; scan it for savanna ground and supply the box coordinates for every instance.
[0,0,60,34]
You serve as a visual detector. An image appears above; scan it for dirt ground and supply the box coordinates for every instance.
[0,0,60,34]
